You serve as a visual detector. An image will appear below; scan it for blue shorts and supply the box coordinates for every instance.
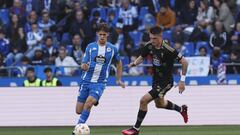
[77,83,106,103]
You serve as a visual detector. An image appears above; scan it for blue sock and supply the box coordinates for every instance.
[78,109,90,124]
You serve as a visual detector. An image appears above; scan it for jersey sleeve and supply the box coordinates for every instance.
[113,47,121,62]
[172,49,183,61]
[163,40,183,61]
[140,43,151,58]
[82,45,91,64]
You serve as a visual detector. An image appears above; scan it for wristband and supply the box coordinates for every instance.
[180,75,186,82]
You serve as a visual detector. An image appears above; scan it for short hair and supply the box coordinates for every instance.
[149,26,163,35]
[27,67,35,72]
[44,67,52,73]
[96,22,109,33]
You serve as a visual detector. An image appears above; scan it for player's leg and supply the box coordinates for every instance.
[77,83,105,124]
[122,93,153,135]
[76,84,89,114]
[154,84,188,123]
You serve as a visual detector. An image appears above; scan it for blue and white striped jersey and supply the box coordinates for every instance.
[81,42,120,83]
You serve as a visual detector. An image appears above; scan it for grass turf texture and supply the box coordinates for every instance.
[0,125,240,135]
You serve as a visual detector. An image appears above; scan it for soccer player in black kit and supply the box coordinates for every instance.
[122,26,189,135]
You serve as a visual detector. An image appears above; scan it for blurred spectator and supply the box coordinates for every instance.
[213,0,234,33]
[23,67,42,87]
[38,11,55,33]
[42,36,58,65]
[0,0,13,8]
[70,9,93,51]
[38,0,59,21]
[128,55,144,76]
[140,0,161,17]
[199,46,208,56]
[226,51,240,74]
[22,0,40,15]
[109,19,124,50]
[68,34,84,65]
[141,14,156,43]
[18,56,31,76]
[6,14,23,39]
[209,20,229,51]
[32,49,45,65]
[55,45,79,76]
[156,3,176,30]
[179,0,198,26]
[91,10,105,35]
[10,0,26,20]
[42,67,62,86]
[172,25,184,43]
[0,29,10,58]
[26,23,44,58]
[210,47,224,74]
[0,53,8,77]
[7,27,26,63]
[230,22,240,48]
[196,0,214,31]
[106,9,117,27]
[24,10,38,33]
[189,20,209,42]
[119,0,138,32]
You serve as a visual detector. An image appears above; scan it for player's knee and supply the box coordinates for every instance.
[155,103,162,108]
[84,101,95,110]
[76,110,82,115]
[140,98,148,107]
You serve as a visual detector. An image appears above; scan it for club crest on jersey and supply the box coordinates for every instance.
[153,56,161,66]
[95,55,106,64]
[107,47,111,52]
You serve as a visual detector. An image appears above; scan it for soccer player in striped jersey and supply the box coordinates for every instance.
[72,23,125,134]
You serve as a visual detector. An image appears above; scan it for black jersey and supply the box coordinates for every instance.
[140,40,183,86]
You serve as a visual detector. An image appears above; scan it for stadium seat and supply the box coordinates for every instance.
[0,9,9,25]
[195,41,211,55]
[61,33,71,45]
[139,7,149,24]
[129,31,142,48]
[183,42,194,56]
[162,30,173,42]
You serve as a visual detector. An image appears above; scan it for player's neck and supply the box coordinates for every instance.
[155,43,162,49]
[97,41,106,46]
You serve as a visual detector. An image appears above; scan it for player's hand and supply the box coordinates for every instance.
[128,62,136,68]
[178,81,185,94]
[81,63,89,71]
[116,80,125,88]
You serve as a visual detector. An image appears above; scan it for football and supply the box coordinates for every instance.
[74,124,90,135]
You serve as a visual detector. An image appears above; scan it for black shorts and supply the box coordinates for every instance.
[148,83,173,99]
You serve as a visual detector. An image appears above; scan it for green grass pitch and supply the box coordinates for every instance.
[0,125,240,135]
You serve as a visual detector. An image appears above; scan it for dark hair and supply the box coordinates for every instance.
[44,67,52,73]
[149,26,163,35]
[96,22,109,32]
[199,46,207,52]
[27,67,35,72]
[45,35,52,41]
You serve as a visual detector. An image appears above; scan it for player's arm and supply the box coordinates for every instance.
[178,57,188,94]
[128,56,144,67]
[116,60,125,88]
[81,46,90,71]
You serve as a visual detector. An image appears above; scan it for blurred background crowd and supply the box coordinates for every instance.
[0,0,240,77]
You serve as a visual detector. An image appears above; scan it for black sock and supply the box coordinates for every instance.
[165,100,181,112]
[134,110,147,129]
